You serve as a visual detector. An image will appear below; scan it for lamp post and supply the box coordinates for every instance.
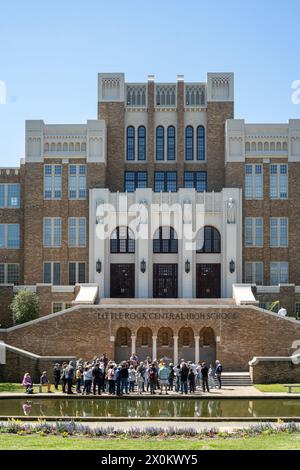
[140,259,146,274]
[229,260,235,274]
[185,259,191,274]
[96,259,102,274]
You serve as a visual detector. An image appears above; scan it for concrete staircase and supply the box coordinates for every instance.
[218,372,252,387]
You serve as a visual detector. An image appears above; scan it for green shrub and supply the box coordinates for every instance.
[10,289,39,325]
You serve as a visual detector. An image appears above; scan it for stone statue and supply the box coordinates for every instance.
[227,198,236,224]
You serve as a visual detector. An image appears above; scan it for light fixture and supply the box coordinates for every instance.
[229,260,235,274]
[185,259,191,274]
[140,259,146,274]
[96,259,102,274]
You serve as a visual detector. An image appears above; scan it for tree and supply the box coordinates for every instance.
[268,300,280,313]
[10,289,39,325]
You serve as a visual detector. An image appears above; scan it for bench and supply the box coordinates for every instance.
[284,385,300,394]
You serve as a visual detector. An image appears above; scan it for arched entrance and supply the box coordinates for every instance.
[178,327,195,362]
[136,327,152,362]
[115,327,131,363]
[199,327,216,365]
[157,327,173,363]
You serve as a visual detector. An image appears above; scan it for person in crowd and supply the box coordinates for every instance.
[174,364,181,392]
[196,361,202,389]
[136,366,144,394]
[215,360,223,389]
[158,362,170,395]
[39,371,51,393]
[120,362,129,395]
[179,362,189,395]
[168,363,175,391]
[115,364,122,396]
[137,361,145,392]
[107,364,116,395]
[188,366,196,393]
[66,361,75,395]
[61,363,68,393]
[53,363,61,391]
[83,366,93,395]
[149,364,156,395]
[76,365,83,394]
[130,352,138,367]
[92,362,103,395]
[128,365,136,392]
[201,362,209,393]
[208,364,216,390]
[100,353,108,368]
[22,372,34,394]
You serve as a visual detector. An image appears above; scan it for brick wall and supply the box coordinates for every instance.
[250,359,300,384]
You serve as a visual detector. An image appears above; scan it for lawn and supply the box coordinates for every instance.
[255,384,300,393]
[0,383,59,394]
[0,433,300,450]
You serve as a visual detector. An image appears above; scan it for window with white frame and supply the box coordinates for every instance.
[0,224,20,249]
[69,165,86,199]
[52,302,72,314]
[68,218,86,247]
[245,262,263,285]
[43,218,61,247]
[0,263,20,284]
[0,183,20,208]
[295,303,300,318]
[44,165,62,199]
[43,262,61,285]
[270,262,288,285]
[270,164,288,199]
[68,262,86,285]
[270,218,288,247]
[245,218,263,247]
[245,164,263,199]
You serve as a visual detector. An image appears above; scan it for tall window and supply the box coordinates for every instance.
[0,184,20,208]
[185,126,194,161]
[270,218,288,247]
[184,172,207,192]
[43,262,61,285]
[0,263,20,284]
[43,218,61,247]
[153,227,178,254]
[110,227,135,253]
[270,262,288,285]
[245,218,263,247]
[69,165,86,199]
[245,262,263,285]
[124,171,147,192]
[167,126,176,161]
[44,165,62,200]
[156,126,164,161]
[270,164,288,199]
[126,126,135,161]
[245,164,263,200]
[0,224,20,249]
[138,126,146,161]
[68,218,86,247]
[197,126,205,160]
[154,172,177,192]
[196,226,221,254]
[69,262,86,285]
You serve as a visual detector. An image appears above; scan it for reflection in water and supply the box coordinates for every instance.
[0,398,299,418]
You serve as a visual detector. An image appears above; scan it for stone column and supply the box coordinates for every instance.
[194,335,200,364]
[110,336,115,361]
[152,335,158,361]
[173,335,179,365]
[131,335,136,354]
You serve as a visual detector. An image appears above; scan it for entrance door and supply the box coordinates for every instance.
[196,264,221,298]
[110,264,135,298]
[153,264,178,298]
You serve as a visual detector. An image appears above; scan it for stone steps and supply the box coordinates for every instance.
[218,373,252,387]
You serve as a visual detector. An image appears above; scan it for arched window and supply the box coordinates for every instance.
[69,142,74,152]
[81,142,86,152]
[110,226,135,253]
[138,126,146,161]
[264,142,269,152]
[283,142,288,151]
[276,142,282,151]
[167,126,176,160]
[153,226,178,253]
[126,126,135,161]
[197,126,205,161]
[75,142,80,152]
[156,126,164,161]
[162,332,169,346]
[63,142,68,152]
[57,143,62,152]
[270,142,275,151]
[245,142,251,152]
[185,126,194,160]
[251,142,257,152]
[182,330,190,346]
[196,226,221,254]
[44,143,49,152]
[258,142,263,151]
[50,142,56,152]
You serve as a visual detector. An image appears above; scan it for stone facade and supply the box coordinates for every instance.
[250,357,300,384]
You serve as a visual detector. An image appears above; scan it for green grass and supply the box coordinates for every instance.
[255,384,300,393]
[0,433,300,450]
[0,383,58,394]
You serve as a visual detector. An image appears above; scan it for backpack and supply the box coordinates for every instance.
[149,369,155,381]
[216,364,222,374]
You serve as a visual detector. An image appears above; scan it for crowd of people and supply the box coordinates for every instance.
[22,353,223,395]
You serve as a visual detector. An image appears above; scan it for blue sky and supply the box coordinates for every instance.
[0,0,299,166]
